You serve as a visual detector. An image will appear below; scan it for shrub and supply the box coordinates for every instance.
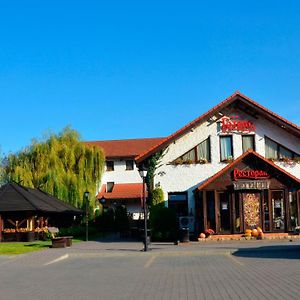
[152,188,164,206]
[150,204,178,241]
[59,225,98,238]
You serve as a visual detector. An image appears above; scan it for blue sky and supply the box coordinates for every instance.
[0,1,299,155]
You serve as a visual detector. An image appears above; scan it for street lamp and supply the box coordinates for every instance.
[83,190,90,242]
[139,168,148,251]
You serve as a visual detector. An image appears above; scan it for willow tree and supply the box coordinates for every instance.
[3,127,105,212]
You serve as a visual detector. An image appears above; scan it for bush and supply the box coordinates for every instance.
[94,206,130,233]
[152,188,164,206]
[149,204,178,241]
[59,225,98,238]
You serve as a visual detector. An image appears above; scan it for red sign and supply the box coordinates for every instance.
[234,169,269,180]
[221,115,256,133]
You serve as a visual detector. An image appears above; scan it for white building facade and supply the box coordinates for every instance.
[89,92,300,235]
[136,92,300,235]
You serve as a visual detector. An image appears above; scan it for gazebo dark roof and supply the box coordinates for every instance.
[0,182,82,214]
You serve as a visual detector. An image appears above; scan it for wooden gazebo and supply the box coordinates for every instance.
[0,182,82,242]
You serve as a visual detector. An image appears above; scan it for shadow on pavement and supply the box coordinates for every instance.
[94,235,139,243]
[232,244,300,259]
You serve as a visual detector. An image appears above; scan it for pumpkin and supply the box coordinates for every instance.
[199,233,206,239]
[258,232,264,239]
[251,229,258,237]
[257,227,263,233]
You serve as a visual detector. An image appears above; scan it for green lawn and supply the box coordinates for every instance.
[0,241,52,255]
[0,238,86,255]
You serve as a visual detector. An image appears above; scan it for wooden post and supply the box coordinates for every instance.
[285,189,290,232]
[239,193,244,233]
[215,191,220,234]
[268,190,273,232]
[203,191,207,231]
[232,192,236,234]
[297,191,300,228]
[0,216,1,242]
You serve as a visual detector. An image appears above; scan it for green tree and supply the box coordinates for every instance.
[152,187,164,206]
[2,127,104,213]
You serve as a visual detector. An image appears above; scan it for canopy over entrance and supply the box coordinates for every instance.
[196,150,300,191]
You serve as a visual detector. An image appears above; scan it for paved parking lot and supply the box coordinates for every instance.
[1,239,300,300]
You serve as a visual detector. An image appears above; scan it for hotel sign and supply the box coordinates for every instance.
[221,115,256,133]
[233,180,270,190]
[233,169,270,180]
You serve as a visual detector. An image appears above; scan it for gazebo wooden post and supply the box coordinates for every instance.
[0,214,2,242]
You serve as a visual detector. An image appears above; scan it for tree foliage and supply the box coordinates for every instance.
[2,127,104,211]
[152,187,164,206]
[144,150,164,206]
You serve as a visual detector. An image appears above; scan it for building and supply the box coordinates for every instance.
[85,138,165,219]
[89,92,300,235]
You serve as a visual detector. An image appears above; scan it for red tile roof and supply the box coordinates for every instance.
[196,149,300,191]
[97,183,147,200]
[136,91,300,163]
[85,137,165,158]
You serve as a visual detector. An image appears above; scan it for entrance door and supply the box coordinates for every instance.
[218,192,231,233]
[242,193,261,229]
[271,190,285,231]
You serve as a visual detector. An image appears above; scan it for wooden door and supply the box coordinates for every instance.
[217,192,231,233]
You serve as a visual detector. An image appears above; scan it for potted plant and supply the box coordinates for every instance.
[198,158,208,164]
[204,228,215,238]
[223,156,233,163]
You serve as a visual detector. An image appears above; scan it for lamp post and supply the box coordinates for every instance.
[139,168,148,251]
[83,191,90,242]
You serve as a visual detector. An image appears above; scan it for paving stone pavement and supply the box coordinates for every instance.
[0,239,300,300]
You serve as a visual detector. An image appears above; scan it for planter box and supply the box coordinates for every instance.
[51,236,73,248]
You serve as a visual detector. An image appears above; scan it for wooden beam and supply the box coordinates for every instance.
[296,191,300,226]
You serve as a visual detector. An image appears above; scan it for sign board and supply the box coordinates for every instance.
[221,115,255,133]
[233,169,270,180]
[233,180,270,190]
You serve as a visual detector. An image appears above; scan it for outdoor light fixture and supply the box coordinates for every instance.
[139,168,148,251]
[139,169,147,179]
[99,197,106,205]
[83,191,90,242]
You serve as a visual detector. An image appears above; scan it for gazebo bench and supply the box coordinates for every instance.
[51,236,73,248]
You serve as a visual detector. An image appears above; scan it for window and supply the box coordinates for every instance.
[279,146,293,159]
[106,182,114,193]
[242,135,255,153]
[265,137,277,159]
[106,161,114,171]
[125,160,134,170]
[196,138,211,162]
[172,137,211,164]
[220,136,233,161]
[265,137,298,160]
